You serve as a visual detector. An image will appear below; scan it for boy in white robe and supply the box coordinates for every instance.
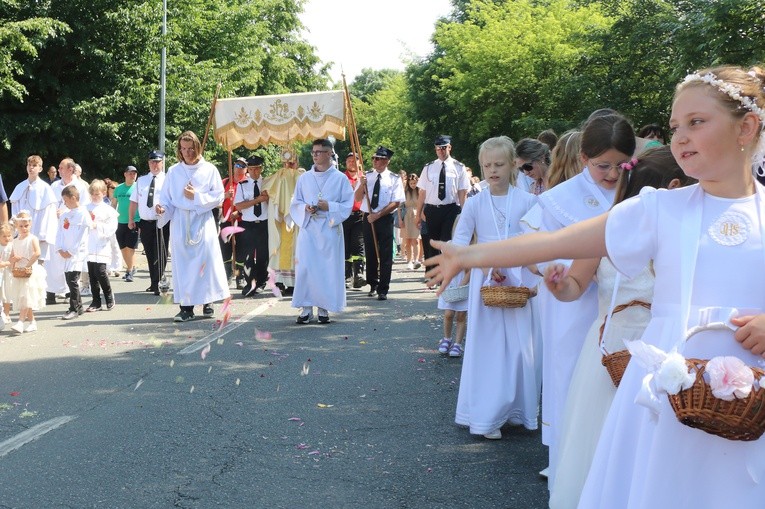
[290,139,354,324]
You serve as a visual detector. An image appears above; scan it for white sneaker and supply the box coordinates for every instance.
[484,429,502,440]
[80,286,92,296]
[11,321,24,333]
[23,321,37,332]
[407,261,414,270]
[1,313,10,324]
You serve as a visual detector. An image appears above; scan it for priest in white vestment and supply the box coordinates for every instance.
[157,131,230,322]
[290,139,354,324]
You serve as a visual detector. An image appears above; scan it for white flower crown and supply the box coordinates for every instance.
[683,72,765,124]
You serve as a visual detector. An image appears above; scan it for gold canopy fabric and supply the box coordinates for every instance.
[213,90,346,150]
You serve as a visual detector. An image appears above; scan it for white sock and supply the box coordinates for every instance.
[318,308,328,317]
[301,306,312,316]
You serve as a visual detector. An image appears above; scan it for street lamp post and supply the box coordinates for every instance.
[158,0,167,153]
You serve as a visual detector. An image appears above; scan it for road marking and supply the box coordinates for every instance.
[178,298,277,354]
[0,415,77,458]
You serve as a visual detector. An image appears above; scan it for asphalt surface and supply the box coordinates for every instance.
[0,254,548,509]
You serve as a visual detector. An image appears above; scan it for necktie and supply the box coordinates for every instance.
[253,180,262,217]
[146,175,156,207]
[438,162,446,200]
[370,174,381,210]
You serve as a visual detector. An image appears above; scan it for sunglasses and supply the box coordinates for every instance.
[519,162,534,173]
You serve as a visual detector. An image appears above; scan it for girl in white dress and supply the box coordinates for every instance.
[9,211,47,333]
[427,64,765,508]
[452,136,540,439]
[545,146,694,508]
[521,113,636,476]
[0,223,14,325]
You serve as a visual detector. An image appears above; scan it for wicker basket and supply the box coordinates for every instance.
[442,284,469,303]
[668,358,765,441]
[599,300,651,387]
[480,285,530,308]
[12,266,32,278]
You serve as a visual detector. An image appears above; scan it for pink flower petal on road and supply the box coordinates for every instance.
[288,417,302,422]
[255,330,272,341]
[201,343,211,360]
[308,450,320,455]
[296,443,308,450]
[417,358,426,363]
[220,225,245,243]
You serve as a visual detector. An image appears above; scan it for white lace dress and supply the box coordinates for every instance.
[549,258,653,508]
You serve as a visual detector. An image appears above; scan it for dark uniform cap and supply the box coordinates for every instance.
[434,135,452,146]
[246,155,264,167]
[147,150,164,161]
[125,165,138,173]
[373,146,394,159]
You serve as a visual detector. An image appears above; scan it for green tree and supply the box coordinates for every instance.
[0,0,328,184]
[0,0,68,103]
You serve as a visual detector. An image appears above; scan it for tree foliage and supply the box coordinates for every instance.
[0,0,327,185]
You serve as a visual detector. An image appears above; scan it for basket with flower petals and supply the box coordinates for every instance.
[599,300,651,387]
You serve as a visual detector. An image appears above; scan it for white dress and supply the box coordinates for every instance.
[522,168,614,466]
[0,243,12,304]
[289,166,354,313]
[453,188,542,433]
[549,259,653,508]
[580,185,765,508]
[10,235,47,310]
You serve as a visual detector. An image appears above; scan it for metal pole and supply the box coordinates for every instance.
[158,0,167,153]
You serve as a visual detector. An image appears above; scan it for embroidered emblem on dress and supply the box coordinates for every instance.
[708,211,751,246]
[584,196,600,209]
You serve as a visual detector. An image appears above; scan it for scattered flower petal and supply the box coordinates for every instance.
[134,379,143,391]
[220,225,245,243]
[301,362,310,376]
[190,385,195,393]
[201,344,211,360]
[235,378,241,386]
[9,392,20,397]
[316,403,333,408]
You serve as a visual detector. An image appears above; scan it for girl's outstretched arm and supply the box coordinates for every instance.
[425,212,609,293]
[544,258,601,302]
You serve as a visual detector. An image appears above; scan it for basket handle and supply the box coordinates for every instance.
[599,300,651,354]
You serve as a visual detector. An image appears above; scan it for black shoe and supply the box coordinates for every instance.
[46,292,57,305]
[367,288,377,297]
[241,284,255,297]
[317,314,330,324]
[173,310,195,322]
[202,304,214,317]
[106,301,116,310]
[377,294,388,301]
[296,312,312,324]
[146,285,159,295]
[352,276,366,289]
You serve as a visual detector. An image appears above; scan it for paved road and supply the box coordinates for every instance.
[0,256,548,508]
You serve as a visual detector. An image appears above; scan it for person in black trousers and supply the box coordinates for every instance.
[128,150,169,295]
[234,156,270,297]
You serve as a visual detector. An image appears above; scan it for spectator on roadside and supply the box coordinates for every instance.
[112,166,140,281]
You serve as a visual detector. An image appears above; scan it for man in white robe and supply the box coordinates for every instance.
[9,155,58,262]
[156,130,229,322]
[46,158,91,303]
[290,139,354,324]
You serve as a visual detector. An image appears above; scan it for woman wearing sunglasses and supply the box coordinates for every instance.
[515,138,551,195]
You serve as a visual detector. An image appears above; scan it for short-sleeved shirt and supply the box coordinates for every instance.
[129,172,165,220]
[234,176,268,222]
[417,157,470,205]
[359,169,405,214]
[114,183,140,223]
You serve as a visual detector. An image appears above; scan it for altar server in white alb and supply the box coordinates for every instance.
[8,155,58,262]
[156,130,230,323]
[290,138,354,324]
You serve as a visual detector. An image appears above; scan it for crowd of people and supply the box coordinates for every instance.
[4,62,765,507]
[426,64,765,507]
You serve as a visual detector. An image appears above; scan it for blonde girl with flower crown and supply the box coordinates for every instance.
[427,64,765,507]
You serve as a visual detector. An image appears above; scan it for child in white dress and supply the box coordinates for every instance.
[544,146,695,508]
[452,136,540,439]
[0,223,13,325]
[427,64,765,507]
[9,211,47,333]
